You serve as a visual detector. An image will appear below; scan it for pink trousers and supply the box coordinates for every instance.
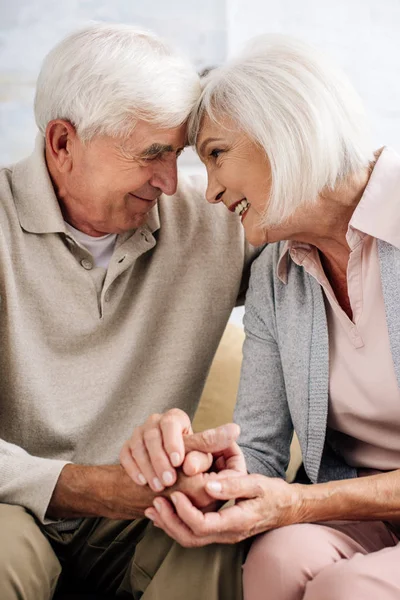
[243,520,400,600]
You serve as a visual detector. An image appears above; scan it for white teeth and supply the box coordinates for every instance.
[234,199,250,216]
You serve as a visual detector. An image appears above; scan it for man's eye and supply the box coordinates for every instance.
[210,148,222,159]
[142,155,159,162]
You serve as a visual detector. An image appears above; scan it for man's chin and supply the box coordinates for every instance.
[131,212,150,227]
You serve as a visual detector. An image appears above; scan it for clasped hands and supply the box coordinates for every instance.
[120,409,300,547]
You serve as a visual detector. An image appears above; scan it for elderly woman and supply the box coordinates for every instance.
[125,35,400,599]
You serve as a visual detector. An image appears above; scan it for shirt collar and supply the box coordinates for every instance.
[12,134,66,234]
[348,147,400,249]
[277,240,313,284]
[277,147,400,284]
[12,133,161,239]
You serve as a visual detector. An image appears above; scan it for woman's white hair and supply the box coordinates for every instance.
[34,23,200,141]
[189,35,374,227]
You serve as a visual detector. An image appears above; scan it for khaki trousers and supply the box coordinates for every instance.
[0,504,247,600]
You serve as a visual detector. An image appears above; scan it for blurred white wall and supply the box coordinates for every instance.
[2,0,399,163]
[227,0,400,151]
[0,0,226,164]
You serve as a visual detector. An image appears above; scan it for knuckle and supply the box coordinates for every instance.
[201,428,216,446]
[192,523,208,537]
[253,476,265,495]
[162,414,180,427]
[163,408,187,425]
[147,413,162,426]
[129,427,143,442]
[130,438,146,456]
[143,428,162,444]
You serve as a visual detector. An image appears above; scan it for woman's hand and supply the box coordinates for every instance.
[119,408,242,491]
[145,474,301,547]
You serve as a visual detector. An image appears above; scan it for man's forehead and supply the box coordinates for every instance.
[121,122,188,152]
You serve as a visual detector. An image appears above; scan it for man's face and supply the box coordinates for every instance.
[57,121,187,236]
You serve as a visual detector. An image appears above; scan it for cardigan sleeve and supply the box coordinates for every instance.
[234,252,294,479]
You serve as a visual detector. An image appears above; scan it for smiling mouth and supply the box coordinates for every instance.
[129,193,158,203]
[229,198,251,217]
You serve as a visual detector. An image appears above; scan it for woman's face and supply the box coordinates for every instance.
[196,115,272,246]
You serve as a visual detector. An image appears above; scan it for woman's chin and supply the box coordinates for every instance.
[244,228,269,247]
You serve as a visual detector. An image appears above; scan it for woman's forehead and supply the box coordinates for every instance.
[196,115,238,152]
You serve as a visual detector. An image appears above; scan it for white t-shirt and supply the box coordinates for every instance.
[65,223,117,270]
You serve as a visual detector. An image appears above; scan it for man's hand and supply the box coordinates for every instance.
[144,474,301,547]
[47,464,159,520]
[46,462,223,521]
[119,409,242,491]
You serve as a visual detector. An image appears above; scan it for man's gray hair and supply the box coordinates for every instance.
[35,23,201,140]
[189,35,374,227]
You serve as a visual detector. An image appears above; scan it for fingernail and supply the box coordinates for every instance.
[154,499,162,512]
[153,478,163,491]
[206,481,222,493]
[189,457,199,472]
[170,452,181,467]
[145,510,154,521]
[170,493,178,505]
[162,471,174,485]
[137,473,147,485]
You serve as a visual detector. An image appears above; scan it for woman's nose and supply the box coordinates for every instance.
[206,187,224,204]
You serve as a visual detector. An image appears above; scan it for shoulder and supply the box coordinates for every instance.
[0,163,17,222]
[0,163,14,195]
[248,242,285,289]
[245,241,312,327]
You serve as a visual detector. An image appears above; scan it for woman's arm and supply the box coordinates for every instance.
[145,470,400,547]
[296,469,400,523]
[235,251,295,479]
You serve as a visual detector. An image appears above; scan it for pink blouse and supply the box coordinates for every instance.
[277,148,400,470]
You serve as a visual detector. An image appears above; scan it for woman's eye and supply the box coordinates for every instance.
[210,148,223,159]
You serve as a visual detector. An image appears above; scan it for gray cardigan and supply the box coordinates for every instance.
[235,239,400,483]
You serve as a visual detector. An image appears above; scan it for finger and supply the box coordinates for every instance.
[152,496,215,548]
[182,450,213,476]
[183,423,241,455]
[217,441,247,474]
[205,474,262,500]
[171,491,248,538]
[119,442,147,485]
[144,508,161,526]
[160,409,193,467]
[170,491,221,534]
[129,433,164,492]
[143,425,177,488]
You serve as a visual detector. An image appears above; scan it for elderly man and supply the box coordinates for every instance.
[0,24,251,600]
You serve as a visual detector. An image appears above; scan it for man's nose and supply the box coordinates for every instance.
[150,155,178,196]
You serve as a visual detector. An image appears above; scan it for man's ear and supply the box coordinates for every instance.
[45,120,77,173]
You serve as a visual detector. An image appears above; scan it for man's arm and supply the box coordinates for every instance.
[47,464,156,520]
[47,462,220,521]
[0,438,70,524]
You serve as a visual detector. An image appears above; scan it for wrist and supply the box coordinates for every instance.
[47,463,119,519]
[289,479,356,524]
